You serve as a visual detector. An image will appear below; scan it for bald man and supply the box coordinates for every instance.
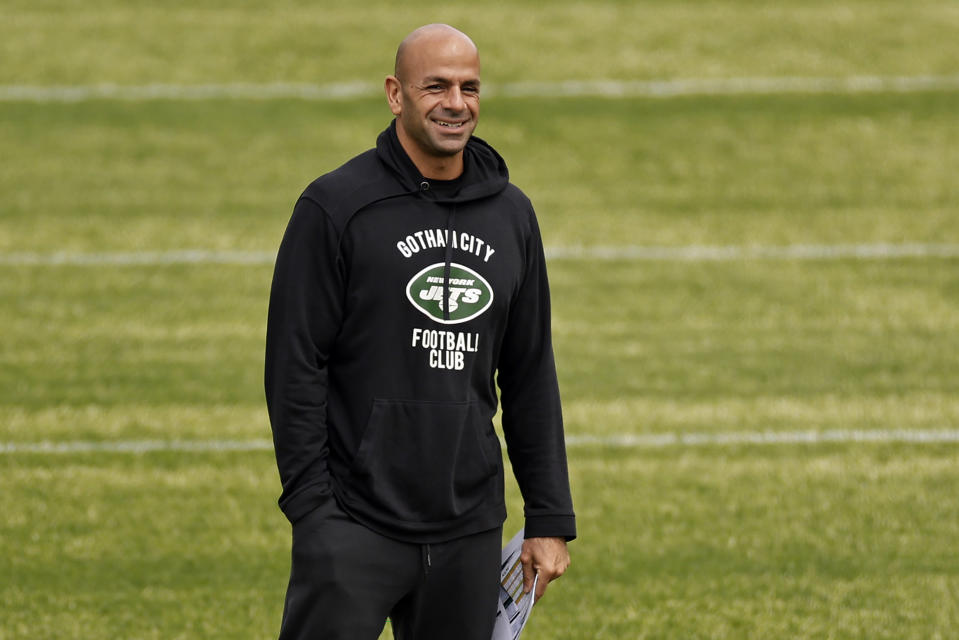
[266,24,575,639]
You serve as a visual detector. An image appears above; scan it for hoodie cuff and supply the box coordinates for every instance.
[279,482,333,524]
[524,514,577,541]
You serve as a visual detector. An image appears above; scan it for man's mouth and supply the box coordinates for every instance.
[433,118,468,129]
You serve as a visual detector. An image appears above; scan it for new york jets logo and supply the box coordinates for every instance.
[406,263,494,325]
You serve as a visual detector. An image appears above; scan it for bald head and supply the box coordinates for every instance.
[394,24,479,79]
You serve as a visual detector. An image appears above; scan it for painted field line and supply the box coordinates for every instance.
[494,74,959,98]
[2,74,959,102]
[0,439,274,454]
[1,243,958,267]
[545,243,959,261]
[0,249,276,266]
[3,429,959,454]
[565,429,959,447]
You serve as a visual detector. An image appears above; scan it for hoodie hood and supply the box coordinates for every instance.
[376,120,510,203]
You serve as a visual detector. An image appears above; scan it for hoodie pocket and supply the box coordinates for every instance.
[347,399,500,524]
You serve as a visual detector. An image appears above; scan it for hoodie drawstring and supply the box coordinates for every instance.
[443,205,456,322]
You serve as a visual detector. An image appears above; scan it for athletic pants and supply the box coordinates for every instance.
[278,495,502,640]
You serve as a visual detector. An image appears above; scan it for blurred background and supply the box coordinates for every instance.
[2,1,958,638]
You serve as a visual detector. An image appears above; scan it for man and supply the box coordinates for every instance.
[265,24,575,640]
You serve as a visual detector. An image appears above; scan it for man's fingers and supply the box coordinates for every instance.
[533,564,566,602]
[521,551,536,594]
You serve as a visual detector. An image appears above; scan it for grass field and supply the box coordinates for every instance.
[2,1,959,638]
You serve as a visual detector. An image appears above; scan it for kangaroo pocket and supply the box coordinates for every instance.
[347,399,501,524]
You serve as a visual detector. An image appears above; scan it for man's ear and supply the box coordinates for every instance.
[385,76,403,116]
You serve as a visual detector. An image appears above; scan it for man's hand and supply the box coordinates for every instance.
[520,536,570,602]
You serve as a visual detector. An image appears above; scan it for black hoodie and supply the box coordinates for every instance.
[265,122,576,543]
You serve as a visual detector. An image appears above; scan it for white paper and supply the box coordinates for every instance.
[492,529,538,640]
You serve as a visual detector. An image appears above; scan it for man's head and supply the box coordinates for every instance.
[385,24,481,178]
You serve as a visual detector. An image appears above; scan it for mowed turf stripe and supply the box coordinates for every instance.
[4,429,959,454]
[1,243,958,266]
[2,74,959,102]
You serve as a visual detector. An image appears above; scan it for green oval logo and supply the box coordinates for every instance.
[405,263,494,325]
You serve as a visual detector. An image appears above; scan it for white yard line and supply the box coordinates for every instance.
[1,243,957,266]
[0,249,277,266]
[565,429,959,447]
[0,82,380,102]
[0,439,275,454]
[3,429,959,454]
[2,74,959,102]
[492,75,959,98]
[544,243,959,261]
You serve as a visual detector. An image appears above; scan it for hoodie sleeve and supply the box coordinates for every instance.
[497,210,576,541]
[264,195,344,524]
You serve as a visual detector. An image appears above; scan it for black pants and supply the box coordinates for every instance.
[278,496,502,640]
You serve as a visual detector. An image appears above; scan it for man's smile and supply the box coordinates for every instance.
[432,117,469,130]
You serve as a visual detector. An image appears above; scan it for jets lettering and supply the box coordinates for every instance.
[419,285,482,307]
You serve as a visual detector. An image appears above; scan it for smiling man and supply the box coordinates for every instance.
[265,24,575,640]
[387,25,481,177]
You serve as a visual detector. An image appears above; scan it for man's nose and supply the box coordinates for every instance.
[443,87,466,111]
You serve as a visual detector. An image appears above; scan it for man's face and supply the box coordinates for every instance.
[390,37,481,160]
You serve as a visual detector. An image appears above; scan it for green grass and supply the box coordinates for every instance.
[3,258,957,423]
[562,445,959,639]
[5,446,959,639]
[4,92,959,251]
[3,0,959,638]
[1,452,286,639]
[3,0,959,84]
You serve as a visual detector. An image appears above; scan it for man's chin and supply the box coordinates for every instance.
[429,139,470,157]
[428,124,474,151]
